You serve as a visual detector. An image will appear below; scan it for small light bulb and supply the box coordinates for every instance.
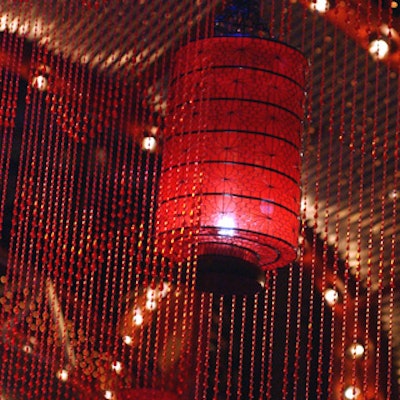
[142,136,157,152]
[344,386,361,399]
[57,369,69,382]
[18,22,29,36]
[369,39,390,60]
[309,0,330,13]
[22,344,32,354]
[32,75,48,91]
[347,342,364,359]
[389,189,398,200]
[111,361,122,374]
[160,282,170,298]
[8,18,18,33]
[104,390,114,400]
[146,287,157,300]
[132,310,144,326]
[145,299,157,311]
[123,335,133,345]
[323,288,339,306]
[0,15,7,32]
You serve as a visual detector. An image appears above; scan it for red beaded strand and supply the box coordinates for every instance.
[225,295,236,400]
[248,294,258,400]
[193,292,207,400]
[374,30,391,400]
[212,296,224,399]
[258,286,269,399]
[201,293,213,400]
[265,271,277,399]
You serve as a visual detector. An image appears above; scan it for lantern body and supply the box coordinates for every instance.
[157,37,307,274]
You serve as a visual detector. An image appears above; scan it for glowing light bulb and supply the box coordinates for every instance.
[323,288,339,306]
[22,344,32,354]
[347,342,365,359]
[0,15,7,32]
[146,287,157,300]
[8,18,18,33]
[104,390,114,400]
[32,75,48,91]
[217,214,235,236]
[309,0,330,13]
[111,361,122,374]
[142,136,157,152]
[344,386,361,399]
[123,335,133,345]
[56,369,69,382]
[160,282,170,298]
[145,299,157,311]
[389,189,398,200]
[369,39,390,60]
[18,22,29,36]
[132,310,144,326]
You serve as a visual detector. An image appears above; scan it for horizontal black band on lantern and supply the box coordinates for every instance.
[158,191,299,217]
[162,160,300,185]
[197,240,260,258]
[170,64,307,91]
[172,97,304,121]
[163,129,301,150]
[197,232,283,260]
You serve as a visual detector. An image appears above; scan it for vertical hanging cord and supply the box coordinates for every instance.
[0,5,26,395]
[382,3,395,398]
[325,14,339,400]
[337,1,352,395]
[282,265,293,400]
[5,10,43,396]
[236,295,247,399]
[258,285,269,399]
[201,293,213,400]
[0,10,24,245]
[225,295,236,400]
[265,271,277,399]
[269,0,276,38]
[375,24,391,400]
[212,296,224,399]
[303,4,318,396]
[359,2,372,397]
[348,3,362,397]
[31,13,63,398]
[373,1,383,397]
[388,73,399,400]
[313,4,330,398]
[248,293,258,400]
[294,4,310,399]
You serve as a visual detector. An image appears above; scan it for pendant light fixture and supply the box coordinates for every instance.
[156,0,308,294]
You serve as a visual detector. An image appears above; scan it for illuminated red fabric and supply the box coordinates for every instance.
[157,37,307,270]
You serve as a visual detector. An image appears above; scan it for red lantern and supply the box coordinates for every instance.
[157,37,307,294]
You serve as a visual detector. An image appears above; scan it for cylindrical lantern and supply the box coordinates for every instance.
[157,37,307,294]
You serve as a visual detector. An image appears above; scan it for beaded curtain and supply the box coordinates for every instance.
[0,1,398,399]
